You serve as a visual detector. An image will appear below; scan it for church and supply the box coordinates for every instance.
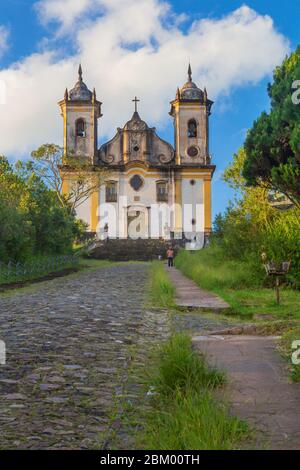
[59,64,215,248]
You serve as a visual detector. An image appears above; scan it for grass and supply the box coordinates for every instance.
[0,254,79,287]
[175,246,300,320]
[176,245,262,290]
[151,333,225,393]
[78,257,116,270]
[219,288,300,320]
[138,333,249,450]
[143,391,249,450]
[148,261,175,308]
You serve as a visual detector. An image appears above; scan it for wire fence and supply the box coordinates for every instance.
[0,255,79,285]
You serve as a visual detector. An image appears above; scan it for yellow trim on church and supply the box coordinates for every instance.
[61,178,69,195]
[204,176,212,233]
[90,191,99,232]
[174,174,182,233]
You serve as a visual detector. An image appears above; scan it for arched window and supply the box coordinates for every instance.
[156,181,168,202]
[187,119,197,138]
[106,181,118,202]
[76,118,85,137]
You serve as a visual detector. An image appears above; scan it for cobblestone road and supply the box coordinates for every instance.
[0,263,233,450]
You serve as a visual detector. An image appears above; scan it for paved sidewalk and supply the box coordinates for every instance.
[193,334,300,450]
[166,267,230,311]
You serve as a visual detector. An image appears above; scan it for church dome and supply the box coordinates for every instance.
[179,64,204,100]
[69,65,92,101]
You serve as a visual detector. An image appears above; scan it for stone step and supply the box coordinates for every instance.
[89,239,183,261]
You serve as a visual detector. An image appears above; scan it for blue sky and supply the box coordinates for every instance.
[0,0,299,218]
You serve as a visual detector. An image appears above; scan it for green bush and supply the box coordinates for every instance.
[0,200,33,262]
[262,211,300,288]
[213,146,300,288]
[0,155,82,262]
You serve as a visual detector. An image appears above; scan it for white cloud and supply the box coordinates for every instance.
[0,1,290,157]
[35,0,93,30]
[0,26,9,57]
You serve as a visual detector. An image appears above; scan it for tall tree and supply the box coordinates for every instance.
[220,148,300,283]
[0,155,82,262]
[19,144,108,213]
[243,47,300,208]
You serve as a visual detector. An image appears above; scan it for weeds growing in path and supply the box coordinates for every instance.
[138,333,249,450]
[149,261,175,309]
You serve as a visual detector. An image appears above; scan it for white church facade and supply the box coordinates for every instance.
[59,65,215,247]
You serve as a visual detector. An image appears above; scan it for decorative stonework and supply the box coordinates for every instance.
[129,134,142,156]
[99,111,174,166]
[181,87,203,100]
[187,146,199,158]
[127,119,147,131]
[157,154,168,164]
[130,175,144,191]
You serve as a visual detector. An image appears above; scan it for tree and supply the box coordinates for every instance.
[0,156,32,261]
[243,47,300,208]
[0,155,83,262]
[217,148,300,286]
[19,174,78,255]
[20,144,108,213]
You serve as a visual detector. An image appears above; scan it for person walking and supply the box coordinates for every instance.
[167,247,174,268]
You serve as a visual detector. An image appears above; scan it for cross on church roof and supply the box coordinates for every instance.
[132,96,140,113]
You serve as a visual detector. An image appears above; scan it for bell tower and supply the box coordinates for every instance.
[170,64,213,166]
[58,65,102,164]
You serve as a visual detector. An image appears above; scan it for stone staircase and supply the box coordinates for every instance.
[88,239,184,261]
